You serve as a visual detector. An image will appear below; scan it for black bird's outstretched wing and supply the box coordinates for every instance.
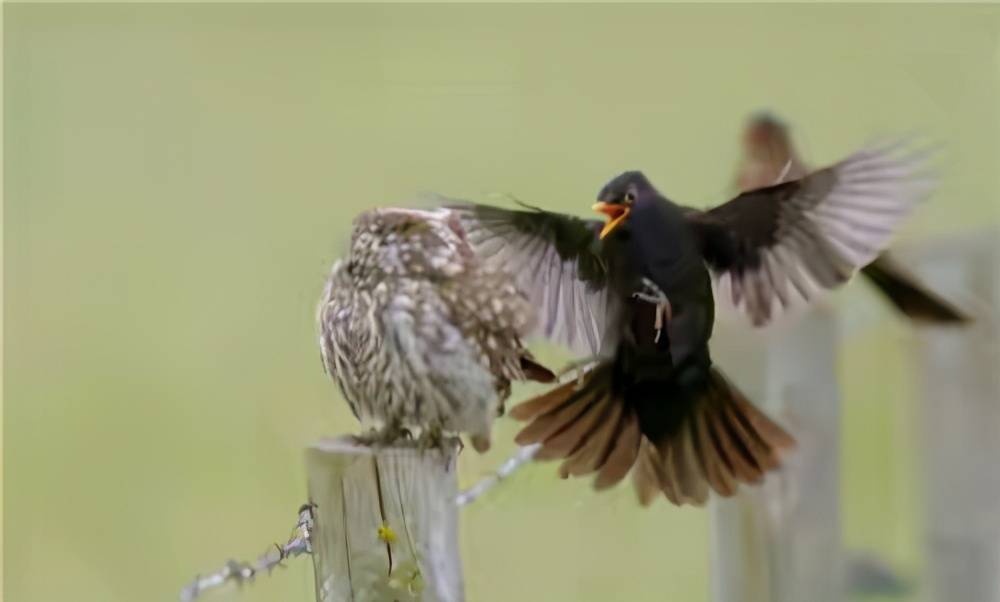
[687,142,936,326]
[444,200,611,355]
[733,116,968,324]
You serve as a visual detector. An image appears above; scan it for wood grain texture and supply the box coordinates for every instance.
[306,437,464,602]
[902,232,999,602]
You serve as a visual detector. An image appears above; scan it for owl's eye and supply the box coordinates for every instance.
[624,191,636,204]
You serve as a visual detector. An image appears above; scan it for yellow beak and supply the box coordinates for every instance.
[593,201,630,239]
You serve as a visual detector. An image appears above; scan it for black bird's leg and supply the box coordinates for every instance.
[632,277,673,342]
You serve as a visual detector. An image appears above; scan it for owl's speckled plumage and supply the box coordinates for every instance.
[317,207,553,451]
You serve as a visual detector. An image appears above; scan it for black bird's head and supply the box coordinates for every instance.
[593,170,656,239]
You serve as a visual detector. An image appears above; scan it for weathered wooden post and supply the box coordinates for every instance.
[903,232,1000,602]
[709,307,843,602]
[306,437,465,602]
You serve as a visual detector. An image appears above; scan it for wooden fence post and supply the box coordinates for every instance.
[306,437,465,602]
[904,233,1000,602]
[709,307,843,602]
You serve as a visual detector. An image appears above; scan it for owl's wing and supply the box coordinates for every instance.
[688,140,936,326]
[443,200,611,356]
[381,285,499,449]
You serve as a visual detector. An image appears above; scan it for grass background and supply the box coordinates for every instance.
[5,4,999,601]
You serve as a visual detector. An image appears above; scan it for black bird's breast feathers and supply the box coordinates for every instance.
[442,192,713,361]
[613,195,710,301]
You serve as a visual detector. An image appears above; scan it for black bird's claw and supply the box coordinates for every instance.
[632,277,669,306]
[632,278,672,343]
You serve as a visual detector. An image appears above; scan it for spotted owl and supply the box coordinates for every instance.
[317,207,555,452]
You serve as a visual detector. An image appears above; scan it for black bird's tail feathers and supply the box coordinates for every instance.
[510,362,796,506]
[861,255,969,324]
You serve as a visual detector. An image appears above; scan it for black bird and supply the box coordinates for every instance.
[447,141,934,505]
[735,112,967,324]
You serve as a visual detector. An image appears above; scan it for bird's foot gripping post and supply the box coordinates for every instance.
[181,436,546,601]
[306,436,465,602]
[353,421,416,448]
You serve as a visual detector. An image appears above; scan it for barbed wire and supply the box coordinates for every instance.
[179,503,315,601]
[454,443,540,507]
[180,439,542,600]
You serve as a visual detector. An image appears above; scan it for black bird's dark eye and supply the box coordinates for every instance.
[624,191,636,204]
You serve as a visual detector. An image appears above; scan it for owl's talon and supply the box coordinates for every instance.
[355,423,412,448]
[416,426,445,451]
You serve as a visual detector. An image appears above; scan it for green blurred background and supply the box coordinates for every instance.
[5,4,999,601]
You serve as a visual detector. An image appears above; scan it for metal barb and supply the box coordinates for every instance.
[179,504,315,601]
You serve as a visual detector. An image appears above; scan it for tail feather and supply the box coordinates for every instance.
[658,444,685,506]
[720,393,779,473]
[559,400,624,478]
[642,368,794,506]
[861,255,969,324]
[693,405,738,497]
[633,439,666,505]
[508,379,576,420]
[470,434,491,453]
[665,422,710,505]
[513,385,592,445]
[705,399,763,485]
[533,393,612,460]
[512,365,630,484]
[730,388,797,452]
[510,363,795,506]
[594,412,641,490]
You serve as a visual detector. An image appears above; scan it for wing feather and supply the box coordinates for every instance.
[441,199,612,355]
[693,141,935,326]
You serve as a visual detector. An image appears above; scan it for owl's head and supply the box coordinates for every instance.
[347,208,472,279]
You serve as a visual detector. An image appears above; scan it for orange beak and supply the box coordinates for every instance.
[592,201,630,239]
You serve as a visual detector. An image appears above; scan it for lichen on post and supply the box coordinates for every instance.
[305,436,465,602]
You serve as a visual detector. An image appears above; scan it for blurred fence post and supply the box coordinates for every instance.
[306,437,465,602]
[903,232,1000,602]
[709,307,843,602]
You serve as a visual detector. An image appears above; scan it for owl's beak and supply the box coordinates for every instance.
[593,202,630,239]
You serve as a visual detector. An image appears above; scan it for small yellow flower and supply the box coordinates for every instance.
[377,522,397,544]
